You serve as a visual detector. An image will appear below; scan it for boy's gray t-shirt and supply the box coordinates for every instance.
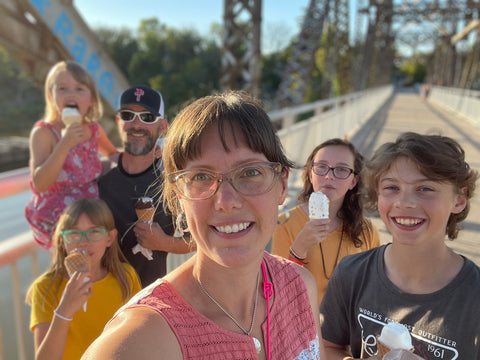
[320,245,480,359]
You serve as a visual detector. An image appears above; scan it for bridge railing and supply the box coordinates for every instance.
[272,85,393,165]
[0,85,394,359]
[429,86,480,128]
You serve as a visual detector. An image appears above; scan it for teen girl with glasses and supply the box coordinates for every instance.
[26,198,141,360]
[272,138,380,305]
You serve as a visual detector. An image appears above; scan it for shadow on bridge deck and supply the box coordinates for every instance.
[285,87,480,266]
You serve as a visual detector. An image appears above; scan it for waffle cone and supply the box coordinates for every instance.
[64,249,91,276]
[136,207,155,222]
[377,335,392,359]
[62,114,81,126]
[376,335,414,359]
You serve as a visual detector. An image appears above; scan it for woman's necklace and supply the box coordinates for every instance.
[196,268,262,354]
[319,225,344,279]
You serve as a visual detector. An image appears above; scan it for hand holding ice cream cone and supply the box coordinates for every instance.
[309,191,329,219]
[133,197,155,260]
[377,322,414,359]
[64,248,91,311]
[61,106,82,137]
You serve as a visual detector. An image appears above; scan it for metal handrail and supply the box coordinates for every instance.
[1,235,41,360]
[0,167,40,359]
[0,167,30,198]
[429,86,480,129]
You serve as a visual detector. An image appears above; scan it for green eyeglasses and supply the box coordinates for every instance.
[61,228,107,244]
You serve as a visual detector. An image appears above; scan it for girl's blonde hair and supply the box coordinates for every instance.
[26,198,136,307]
[43,61,103,123]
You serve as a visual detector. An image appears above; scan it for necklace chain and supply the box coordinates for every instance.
[196,269,260,336]
[319,225,344,280]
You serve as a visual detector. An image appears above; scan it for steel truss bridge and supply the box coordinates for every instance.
[1,0,479,111]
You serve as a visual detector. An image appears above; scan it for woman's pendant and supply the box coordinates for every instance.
[253,337,261,354]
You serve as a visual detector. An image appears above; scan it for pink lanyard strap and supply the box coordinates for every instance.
[262,261,273,360]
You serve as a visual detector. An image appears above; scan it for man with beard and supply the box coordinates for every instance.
[98,86,192,287]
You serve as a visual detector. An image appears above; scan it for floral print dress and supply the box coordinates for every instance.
[25,121,101,250]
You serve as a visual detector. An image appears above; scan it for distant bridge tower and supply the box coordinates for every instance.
[358,0,394,90]
[452,0,480,89]
[275,0,351,108]
[221,0,262,97]
[275,0,329,108]
[322,0,351,98]
[393,0,479,89]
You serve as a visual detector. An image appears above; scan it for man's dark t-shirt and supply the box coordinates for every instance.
[98,153,174,287]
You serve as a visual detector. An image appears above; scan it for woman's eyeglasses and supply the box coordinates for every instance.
[168,162,283,200]
[118,110,161,124]
[61,228,107,244]
[311,163,354,179]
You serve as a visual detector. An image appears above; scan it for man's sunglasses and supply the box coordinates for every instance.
[118,110,161,124]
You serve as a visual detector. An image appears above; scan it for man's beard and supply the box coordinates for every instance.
[124,128,159,156]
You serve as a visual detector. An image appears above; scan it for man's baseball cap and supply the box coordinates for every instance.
[119,85,164,118]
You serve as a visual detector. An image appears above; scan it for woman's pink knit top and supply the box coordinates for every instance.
[112,253,320,359]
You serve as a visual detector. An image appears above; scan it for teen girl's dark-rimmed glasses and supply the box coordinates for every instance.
[311,162,354,179]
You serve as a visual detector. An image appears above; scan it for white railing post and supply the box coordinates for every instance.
[11,262,27,360]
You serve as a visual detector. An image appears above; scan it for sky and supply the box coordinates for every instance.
[75,0,311,53]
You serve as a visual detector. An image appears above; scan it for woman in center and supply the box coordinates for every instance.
[82,91,324,360]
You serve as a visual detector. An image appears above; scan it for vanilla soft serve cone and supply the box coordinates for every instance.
[61,106,82,126]
[377,322,414,358]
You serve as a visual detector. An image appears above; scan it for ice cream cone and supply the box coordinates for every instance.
[61,107,81,126]
[64,248,91,311]
[135,208,155,223]
[377,335,392,359]
[64,248,91,276]
[383,349,421,360]
[135,197,155,223]
[376,332,414,359]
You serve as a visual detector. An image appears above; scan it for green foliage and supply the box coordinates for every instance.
[96,27,138,78]
[399,59,427,85]
[261,49,290,106]
[304,41,326,102]
[105,18,223,120]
